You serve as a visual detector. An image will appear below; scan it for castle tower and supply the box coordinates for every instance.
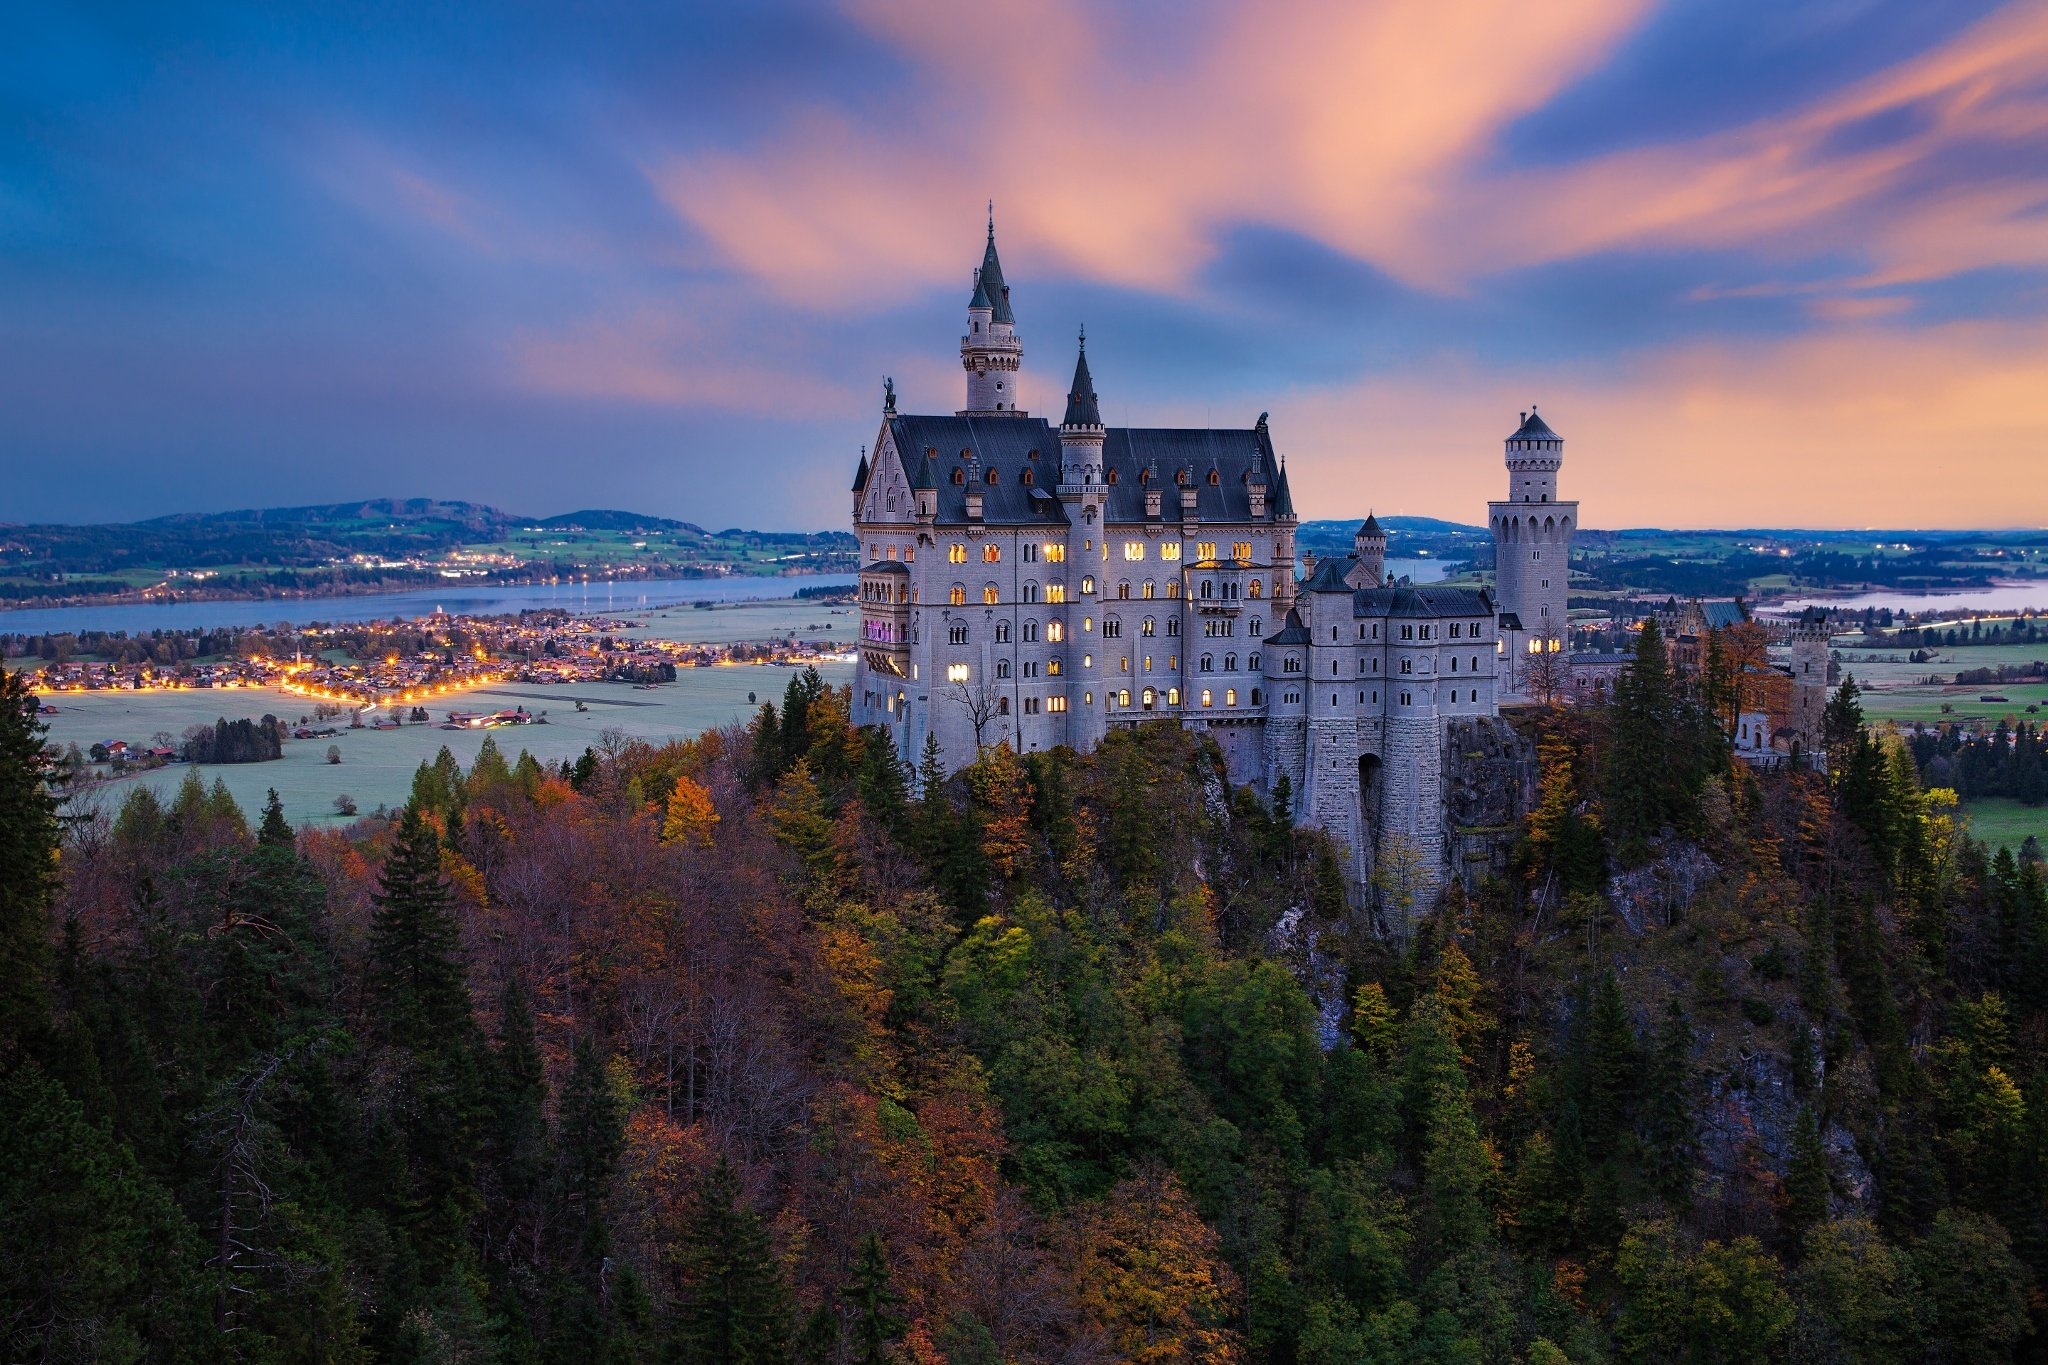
[1347,512,1386,589]
[1059,333,1109,751]
[1488,407,1577,693]
[960,210,1024,416]
[1788,609,1831,755]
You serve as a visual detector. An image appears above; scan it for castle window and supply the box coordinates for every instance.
[1248,579,1263,599]
[1024,582,1039,603]
[1471,656,1478,670]
[1044,544,1067,564]
[1248,653,1260,671]
[949,624,969,645]
[1167,618,1181,637]
[950,585,966,606]
[1160,543,1181,561]
[1200,580,1214,600]
[947,663,970,683]
[998,697,1010,713]
[1106,469,1119,484]
[1024,697,1039,714]
[1224,653,1237,671]
[1166,581,1182,600]
[1124,542,1145,561]
[1047,658,1063,676]
[1176,468,1190,487]
[1400,692,1410,706]
[995,621,1010,643]
[948,543,967,564]
[1080,575,1095,595]
[1046,620,1065,643]
[1023,621,1038,642]
[1120,656,1129,672]
[1401,625,1413,640]
[1141,617,1156,637]
[1024,543,1039,562]
[1450,623,1461,638]
[952,468,966,485]
[1251,688,1262,705]
[1047,696,1067,713]
[1285,656,1300,673]
[1401,659,1412,674]
[1226,688,1238,706]
[1020,467,1033,485]
[1143,580,1157,599]
[1046,583,1066,604]
[1450,656,1458,671]
[1200,654,1213,672]
[1201,689,1213,707]
[1104,618,1123,639]
[1144,655,1153,671]
[1421,626,1431,640]
[996,659,1011,679]
[983,585,999,605]
[983,544,1001,563]
[1208,469,1221,486]
[1449,690,1458,703]
[1232,542,1252,563]
[1197,542,1217,562]
[986,467,999,485]
[1250,618,1261,636]
[1116,580,1130,599]
[1024,661,1039,677]
[1168,687,1181,705]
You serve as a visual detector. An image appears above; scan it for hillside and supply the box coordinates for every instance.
[7,629,2047,1363]
[0,500,857,606]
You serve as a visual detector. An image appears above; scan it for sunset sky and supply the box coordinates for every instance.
[6,1,2048,530]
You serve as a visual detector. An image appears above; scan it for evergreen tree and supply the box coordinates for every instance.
[854,727,911,834]
[552,1035,625,1267]
[845,1232,906,1365]
[1783,1106,1830,1242]
[1604,620,1687,859]
[675,1158,794,1365]
[1640,999,1697,1206]
[1579,971,1637,1161]
[0,662,58,1063]
[370,804,472,1050]
[257,786,293,848]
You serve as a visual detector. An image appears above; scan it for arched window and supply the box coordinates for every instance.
[1248,652,1260,670]
[1106,468,1119,484]
[1117,689,1131,705]
[949,585,966,606]
[1103,617,1123,639]
[996,659,1011,678]
[1023,620,1038,642]
[948,623,968,645]
[1199,580,1213,599]
[1020,467,1033,485]
[1167,687,1181,705]
[986,467,999,485]
[995,620,1010,643]
[1023,582,1039,603]
[1201,689,1213,707]
[1117,581,1130,599]
[1166,581,1181,599]
[1142,580,1156,599]
[1167,618,1181,637]
[1207,468,1220,486]
[1047,657,1063,676]
[1248,579,1263,599]
[998,697,1010,713]
[1225,688,1237,706]
[1047,620,1065,643]
[1200,654,1214,672]
[1141,617,1156,637]
[1224,652,1237,671]
[1080,575,1095,595]
[1251,688,1263,705]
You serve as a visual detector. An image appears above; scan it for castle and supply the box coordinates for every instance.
[851,220,1576,896]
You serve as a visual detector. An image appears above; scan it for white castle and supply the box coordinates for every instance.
[851,220,1575,895]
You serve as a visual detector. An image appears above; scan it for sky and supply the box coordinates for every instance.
[5,0,2048,532]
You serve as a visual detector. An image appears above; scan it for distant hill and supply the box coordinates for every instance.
[527,509,708,534]
[1297,516,1491,560]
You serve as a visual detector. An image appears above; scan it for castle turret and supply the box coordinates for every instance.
[1348,512,1386,589]
[960,210,1024,416]
[1488,407,1578,688]
[1788,608,1831,758]
[1058,333,1108,752]
[1058,333,1104,487]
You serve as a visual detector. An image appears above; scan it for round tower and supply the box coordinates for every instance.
[1488,407,1578,689]
[959,210,1024,416]
[1350,512,1386,589]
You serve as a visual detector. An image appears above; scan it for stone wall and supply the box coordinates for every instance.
[1440,715,1539,888]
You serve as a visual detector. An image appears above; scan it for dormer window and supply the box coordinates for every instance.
[952,468,966,485]
[1020,468,1033,486]
[1106,469,1119,485]
[1207,469,1221,486]
[986,467,999,485]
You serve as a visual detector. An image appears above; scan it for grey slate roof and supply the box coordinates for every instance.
[884,413,1283,527]
[978,229,1015,325]
[862,560,910,575]
[1062,346,1101,428]
[1510,409,1561,441]
[1359,512,1384,539]
[851,449,869,493]
[1266,609,1312,646]
[1354,584,1496,619]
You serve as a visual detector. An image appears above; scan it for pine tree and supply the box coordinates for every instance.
[257,787,293,848]
[854,728,911,834]
[675,1158,794,1365]
[0,662,58,1063]
[1604,620,1679,859]
[487,975,548,1210]
[552,1036,625,1267]
[1579,971,1637,1161]
[845,1232,906,1365]
[1783,1106,1830,1242]
[370,805,471,1050]
[1640,1000,1697,1206]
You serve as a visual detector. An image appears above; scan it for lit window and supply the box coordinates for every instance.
[1046,696,1068,713]
[1048,658,1063,676]
[1082,655,1092,668]
[1124,542,1145,561]
[1249,579,1263,599]
[948,544,967,564]
[1083,617,1093,633]
[949,586,966,606]
[1144,655,1153,671]
[1226,688,1238,706]
[983,585,999,605]
[1046,583,1066,604]
[1047,620,1065,643]
[983,544,1001,563]
[1161,543,1181,561]
[1045,544,1067,564]
[1167,687,1181,705]
[1197,541,1217,562]
[1201,689,1213,707]
[1117,581,1130,599]
[1141,618,1156,637]
[1142,580,1156,599]
[1118,689,1132,706]
[1166,581,1181,599]
[1232,542,1252,564]
[1080,576,1095,595]
[946,663,970,683]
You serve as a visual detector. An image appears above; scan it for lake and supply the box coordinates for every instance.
[1767,580,2048,618]
[0,573,857,637]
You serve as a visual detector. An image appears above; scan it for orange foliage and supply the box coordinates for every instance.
[661,774,721,846]
[1070,1168,1243,1364]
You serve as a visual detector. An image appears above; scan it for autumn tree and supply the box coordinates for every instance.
[1071,1168,1242,1364]
[662,774,721,847]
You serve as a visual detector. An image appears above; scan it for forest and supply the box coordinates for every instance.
[5,619,2048,1364]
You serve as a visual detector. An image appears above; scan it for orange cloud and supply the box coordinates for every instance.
[510,309,860,417]
[1279,319,2048,529]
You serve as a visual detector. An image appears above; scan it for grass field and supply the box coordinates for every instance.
[1961,798,2048,855]
[39,598,855,825]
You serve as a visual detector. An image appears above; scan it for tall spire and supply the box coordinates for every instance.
[978,209,1013,325]
[1062,329,1101,428]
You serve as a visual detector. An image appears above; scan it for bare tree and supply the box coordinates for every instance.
[1524,645,1571,707]
[951,675,1010,751]
[1371,833,1428,938]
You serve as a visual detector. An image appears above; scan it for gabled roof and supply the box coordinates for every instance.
[881,411,1284,528]
[1304,554,1354,594]
[1352,584,1496,619]
[1510,409,1560,441]
[1266,609,1312,646]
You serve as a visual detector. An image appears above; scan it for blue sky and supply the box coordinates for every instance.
[5,0,2047,529]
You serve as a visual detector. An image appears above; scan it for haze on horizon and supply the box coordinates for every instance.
[6,1,2047,533]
